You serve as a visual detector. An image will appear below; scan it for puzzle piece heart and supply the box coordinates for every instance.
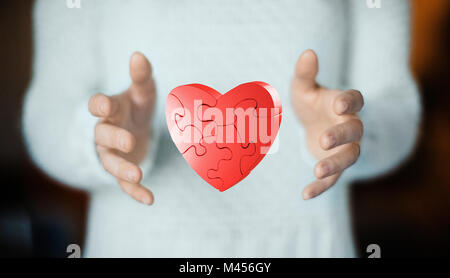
[166,81,282,191]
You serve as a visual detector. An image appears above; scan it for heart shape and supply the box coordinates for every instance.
[166,81,282,191]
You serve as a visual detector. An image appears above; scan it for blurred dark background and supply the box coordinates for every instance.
[0,0,449,257]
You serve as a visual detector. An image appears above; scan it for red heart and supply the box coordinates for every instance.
[166,82,282,191]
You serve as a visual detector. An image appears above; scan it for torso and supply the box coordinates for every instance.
[84,0,354,257]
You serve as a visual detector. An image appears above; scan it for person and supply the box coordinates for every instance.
[22,0,421,257]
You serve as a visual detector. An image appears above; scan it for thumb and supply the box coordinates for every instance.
[129,51,154,103]
[294,49,319,93]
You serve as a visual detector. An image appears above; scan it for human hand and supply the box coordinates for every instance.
[291,50,364,200]
[88,52,156,205]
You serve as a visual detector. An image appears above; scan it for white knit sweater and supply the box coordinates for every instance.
[22,0,420,257]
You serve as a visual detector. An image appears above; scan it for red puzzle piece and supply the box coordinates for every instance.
[166,81,282,191]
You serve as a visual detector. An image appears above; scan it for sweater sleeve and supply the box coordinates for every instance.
[342,0,422,181]
[22,1,158,191]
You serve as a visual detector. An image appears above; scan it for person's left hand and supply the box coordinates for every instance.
[291,49,364,200]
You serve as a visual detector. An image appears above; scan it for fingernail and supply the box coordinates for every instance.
[120,139,126,150]
[325,135,336,148]
[339,101,348,113]
[319,163,329,177]
[141,196,152,205]
[127,171,138,182]
[303,191,312,200]
[100,104,107,114]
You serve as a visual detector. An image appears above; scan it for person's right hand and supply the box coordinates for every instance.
[88,52,156,205]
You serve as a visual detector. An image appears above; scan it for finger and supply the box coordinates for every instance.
[294,49,319,93]
[95,123,136,153]
[314,142,360,179]
[320,119,363,150]
[333,89,364,115]
[302,172,342,200]
[118,179,154,205]
[88,93,119,118]
[129,51,154,103]
[97,148,142,183]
